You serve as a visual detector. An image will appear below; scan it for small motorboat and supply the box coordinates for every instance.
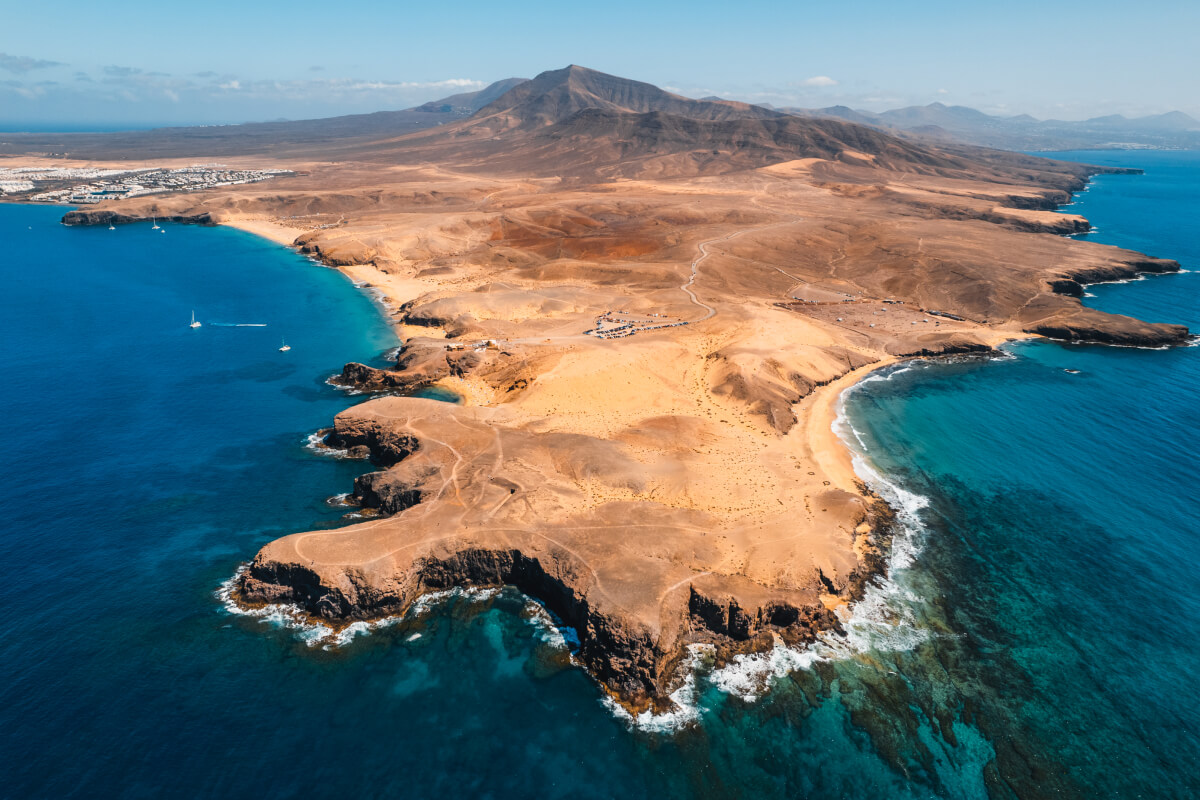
[278,338,291,352]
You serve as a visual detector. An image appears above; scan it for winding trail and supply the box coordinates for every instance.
[681,219,801,322]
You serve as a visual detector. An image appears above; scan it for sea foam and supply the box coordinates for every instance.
[304,429,349,457]
[217,570,506,650]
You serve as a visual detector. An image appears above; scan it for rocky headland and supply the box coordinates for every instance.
[26,65,1190,711]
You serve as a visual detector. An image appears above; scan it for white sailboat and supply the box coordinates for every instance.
[189,310,201,329]
[108,222,115,230]
[278,338,291,352]
[151,218,161,230]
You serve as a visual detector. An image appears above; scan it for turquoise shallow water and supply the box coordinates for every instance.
[837,150,1200,797]
[1,150,1196,799]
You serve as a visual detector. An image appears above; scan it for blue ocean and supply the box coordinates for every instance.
[0,149,1196,799]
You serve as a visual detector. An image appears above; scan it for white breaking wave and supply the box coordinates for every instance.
[216,566,335,645]
[605,645,711,732]
[325,374,372,396]
[708,638,822,702]
[407,586,500,616]
[326,618,402,648]
[523,599,581,652]
[304,430,349,457]
[217,573,505,650]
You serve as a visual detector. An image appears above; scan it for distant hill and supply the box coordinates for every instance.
[414,78,528,113]
[0,77,530,159]
[783,101,1200,151]
[472,65,780,129]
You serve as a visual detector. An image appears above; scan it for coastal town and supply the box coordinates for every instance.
[0,164,292,204]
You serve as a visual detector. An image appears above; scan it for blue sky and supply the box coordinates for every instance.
[2,0,1197,129]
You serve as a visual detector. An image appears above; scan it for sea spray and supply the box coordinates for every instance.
[218,573,513,651]
[216,566,336,645]
[603,645,712,732]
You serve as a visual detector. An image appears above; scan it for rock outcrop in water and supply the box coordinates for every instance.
[62,208,220,227]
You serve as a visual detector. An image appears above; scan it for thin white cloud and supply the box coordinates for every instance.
[103,65,143,78]
[0,52,64,74]
[800,76,838,87]
[399,78,483,90]
[343,78,483,91]
[227,77,485,97]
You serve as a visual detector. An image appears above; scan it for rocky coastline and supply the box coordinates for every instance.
[233,391,897,711]
[61,208,221,227]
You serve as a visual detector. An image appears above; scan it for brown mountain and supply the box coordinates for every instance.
[473,65,778,128]
[338,66,1077,181]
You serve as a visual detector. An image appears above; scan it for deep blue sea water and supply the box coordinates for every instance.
[0,150,1196,799]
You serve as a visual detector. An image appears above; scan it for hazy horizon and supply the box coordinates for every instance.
[2,0,1197,130]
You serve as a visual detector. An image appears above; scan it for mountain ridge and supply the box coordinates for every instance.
[783,101,1200,150]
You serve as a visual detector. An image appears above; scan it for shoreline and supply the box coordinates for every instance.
[36,145,1192,714]
[211,215,919,716]
[221,216,437,345]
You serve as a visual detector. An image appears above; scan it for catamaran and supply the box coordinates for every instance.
[278,338,291,352]
[151,219,161,230]
[108,222,115,231]
[189,311,201,329]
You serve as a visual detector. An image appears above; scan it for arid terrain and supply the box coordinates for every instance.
[15,66,1189,711]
